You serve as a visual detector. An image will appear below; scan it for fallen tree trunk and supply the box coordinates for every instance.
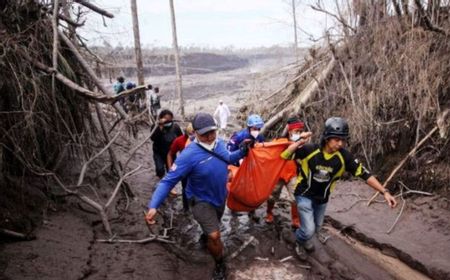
[261,57,335,135]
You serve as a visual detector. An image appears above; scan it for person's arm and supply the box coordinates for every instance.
[342,150,397,208]
[366,176,397,208]
[145,151,193,224]
[281,132,312,159]
[229,149,245,163]
[167,137,182,167]
[167,151,174,168]
[227,132,241,152]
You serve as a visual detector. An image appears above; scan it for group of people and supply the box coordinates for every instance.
[112,76,161,117]
[145,109,398,280]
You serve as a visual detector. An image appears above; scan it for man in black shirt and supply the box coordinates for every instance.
[150,109,182,180]
[281,117,397,260]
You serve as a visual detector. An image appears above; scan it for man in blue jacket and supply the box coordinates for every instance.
[227,114,264,165]
[146,112,247,280]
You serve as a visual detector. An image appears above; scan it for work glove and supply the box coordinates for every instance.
[239,139,254,156]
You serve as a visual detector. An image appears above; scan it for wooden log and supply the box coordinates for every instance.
[261,57,335,134]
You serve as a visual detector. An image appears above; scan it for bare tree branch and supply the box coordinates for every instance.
[310,4,356,33]
[414,0,448,35]
[73,0,114,18]
[58,30,128,118]
[105,165,142,209]
[367,126,439,206]
[77,123,123,186]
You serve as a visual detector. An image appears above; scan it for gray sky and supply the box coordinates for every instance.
[81,0,332,49]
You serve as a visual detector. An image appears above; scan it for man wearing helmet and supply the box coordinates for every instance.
[281,117,398,260]
[227,114,265,155]
[227,114,265,221]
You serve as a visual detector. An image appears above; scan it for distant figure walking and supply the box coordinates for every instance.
[147,85,161,120]
[113,76,127,112]
[214,100,231,132]
[113,76,125,94]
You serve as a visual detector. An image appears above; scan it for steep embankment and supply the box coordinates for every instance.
[253,17,449,196]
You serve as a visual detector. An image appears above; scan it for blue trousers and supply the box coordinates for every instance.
[295,195,328,243]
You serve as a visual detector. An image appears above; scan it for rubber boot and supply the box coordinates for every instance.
[291,203,300,229]
[265,201,275,224]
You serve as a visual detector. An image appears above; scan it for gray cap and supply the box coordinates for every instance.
[192,112,217,135]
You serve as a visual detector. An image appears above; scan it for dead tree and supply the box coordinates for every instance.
[169,0,185,120]
[130,0,145,85]
[291,0,299,62]
[2,0,149,237]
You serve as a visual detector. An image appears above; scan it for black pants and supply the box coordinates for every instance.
[153,152,168,179]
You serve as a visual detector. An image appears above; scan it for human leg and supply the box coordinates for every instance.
[285,177,300,228]
[295,195,316,243]
[191,201,226,279]
[153,153,166,179]
[190,203,224,253]
[294,196,317,260]
[313,201,328,232]
[266,181,283,223]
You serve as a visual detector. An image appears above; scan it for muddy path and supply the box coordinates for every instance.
[0,127,440,280]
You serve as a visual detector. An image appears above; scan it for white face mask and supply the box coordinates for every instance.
[198,140,216,151]
[290,133,301,142]
[250,130,259,138]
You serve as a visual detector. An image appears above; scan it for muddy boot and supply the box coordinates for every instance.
[303,239,315,252]
[265,202,275,224]
[295,242,308,261]
[290,203,300,229]
[212,260,226,280]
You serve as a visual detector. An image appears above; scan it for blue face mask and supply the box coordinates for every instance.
[163,122,173,128]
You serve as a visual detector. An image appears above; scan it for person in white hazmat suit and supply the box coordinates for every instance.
[214,100,231,134]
